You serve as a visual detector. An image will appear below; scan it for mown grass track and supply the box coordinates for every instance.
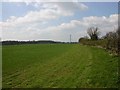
[2,44,119,88]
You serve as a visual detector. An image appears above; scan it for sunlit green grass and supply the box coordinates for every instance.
[2,44,119,88]
[0,45,2,89]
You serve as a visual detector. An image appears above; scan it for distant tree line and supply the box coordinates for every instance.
[2,40,78,45]
[79,26,120,56]
[2,40,59,45]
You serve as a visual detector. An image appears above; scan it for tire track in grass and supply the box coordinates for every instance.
[3,44,119,88]
[8,44,76,88]
[12,44,80,88]
[3,44,74,88]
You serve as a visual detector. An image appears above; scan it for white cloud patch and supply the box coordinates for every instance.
[37,14,118,41]
[0,2,118,42]
[3,9,71,29]
[1,13,118,42]
[25,2,88,15]
[1,2,88,29]
[2,0,119,2]
[40,2,88,11]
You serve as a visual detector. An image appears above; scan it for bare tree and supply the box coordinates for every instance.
[87,27,100,40]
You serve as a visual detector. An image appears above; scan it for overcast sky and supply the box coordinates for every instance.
[0,2,118,42]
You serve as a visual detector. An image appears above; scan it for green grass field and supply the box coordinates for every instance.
[2,44,119,88]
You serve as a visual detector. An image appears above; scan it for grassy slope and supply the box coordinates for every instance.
[2,44,119,88]
[0,45,2,89]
